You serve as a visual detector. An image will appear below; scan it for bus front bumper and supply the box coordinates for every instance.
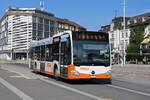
[68,72,112,79]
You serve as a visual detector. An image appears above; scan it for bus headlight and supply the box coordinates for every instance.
[106,70,111,75]
[70,70,80,75]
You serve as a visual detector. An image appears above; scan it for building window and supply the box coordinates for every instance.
[44,25,49,32]
[50,20,54,26]
[32,16,36,23]
[147,45,150,49]
[33,23,36,29]
[58,23,60,28]
[122,33,124,38]
[126,32,128,38]
[38,24,43,31]
[38,17,43,24]
[38,31,43,40]
[32,30,37,40]
[112,34,114,38]
[44,32,49,38]
[44,19,49,25]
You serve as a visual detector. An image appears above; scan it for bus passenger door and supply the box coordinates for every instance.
[40,62,45,73]
[60,42,68,78]
[40,46,45,73]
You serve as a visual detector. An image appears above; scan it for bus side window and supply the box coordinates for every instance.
[32,48,37,60]
[41,46,45,61]
[46,45,53,61]
[60,42,65,65]
[53,44,59,61]
[61,42,71,65]
[66,42,71,65]
[46,46,49,61]
[49,45,53,61]
[35,46,41,61]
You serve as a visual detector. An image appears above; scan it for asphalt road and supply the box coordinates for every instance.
[0,63,150,100]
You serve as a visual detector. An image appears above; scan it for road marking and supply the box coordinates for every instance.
[0,77,34,100]
[107,84,150,97]
[2,68,31,79]
[10,75,24,78]
[40,78,104,100]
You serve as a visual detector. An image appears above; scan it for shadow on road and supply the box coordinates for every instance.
[32,71,111,85]
[60,79,111,85]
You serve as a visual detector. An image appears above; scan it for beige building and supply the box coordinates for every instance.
[57,18,86,33]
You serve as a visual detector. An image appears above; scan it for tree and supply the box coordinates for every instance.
[126,43,139,53]
[126,23,147,53]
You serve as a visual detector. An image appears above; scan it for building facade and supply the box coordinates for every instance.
[109,29,130,54]
[99,17,130,58]
[140,23,150,54]
[99,13,150,58]
[56,18,86,33]
[0,7,86,60]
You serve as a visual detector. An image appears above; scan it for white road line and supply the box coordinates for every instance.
[0,77,34,100]
[10,75,24,78]
[40,78,103,100]
[107,84,150,97]
[2,67,31,79]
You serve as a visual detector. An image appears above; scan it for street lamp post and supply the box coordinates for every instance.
[122,0,126,66]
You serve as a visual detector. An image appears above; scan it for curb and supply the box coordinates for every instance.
[113,64,150,68]
[112,70,150,77]
[0,61,28,64]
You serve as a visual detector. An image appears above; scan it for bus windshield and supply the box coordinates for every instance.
[73,40,110,66]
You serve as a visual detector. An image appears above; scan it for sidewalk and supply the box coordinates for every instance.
[112,64,150,76]
[112,64,150,86]
[0,60,28,64]
[113,64,150,67]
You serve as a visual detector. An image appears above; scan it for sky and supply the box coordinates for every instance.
[0,0,150,31]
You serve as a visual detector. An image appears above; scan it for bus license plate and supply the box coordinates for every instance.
[91,76,96,78]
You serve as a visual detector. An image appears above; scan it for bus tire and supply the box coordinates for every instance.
[54,66,59,80]
[106,79,112,84]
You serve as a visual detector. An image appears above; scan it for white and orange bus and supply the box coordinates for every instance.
[29,31,111,82]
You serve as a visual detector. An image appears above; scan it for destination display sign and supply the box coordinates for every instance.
[72,31,109,41]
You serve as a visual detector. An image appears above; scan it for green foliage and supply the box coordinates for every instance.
[126,53,150,61]
[126,53,141,61]
[126,43,139,53]
[126,23,148,53]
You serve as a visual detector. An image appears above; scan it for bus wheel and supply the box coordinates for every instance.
[106,79,112,84]
[54,68,59,80]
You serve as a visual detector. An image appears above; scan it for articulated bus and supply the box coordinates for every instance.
[29,31,111,82]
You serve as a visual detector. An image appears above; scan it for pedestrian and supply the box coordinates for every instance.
[143,56,146,64]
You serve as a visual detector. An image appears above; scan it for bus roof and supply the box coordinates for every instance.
[29,31,72,48]
[29,31,109,48]
[30,37,53,48]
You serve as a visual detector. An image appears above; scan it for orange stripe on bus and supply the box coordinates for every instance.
[45,71,60,77]
[80,67,89,71]
[57,73,61,77]
[36,69,40,72]
[45,71,53,75]
[68,64,76,79]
